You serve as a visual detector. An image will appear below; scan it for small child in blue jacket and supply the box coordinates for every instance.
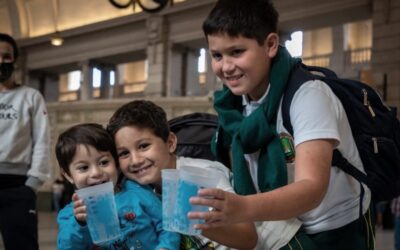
[55,123,180,250]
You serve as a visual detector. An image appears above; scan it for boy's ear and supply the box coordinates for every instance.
[61,169,74,185]
[168,132,178,154]
[264,32,279,58]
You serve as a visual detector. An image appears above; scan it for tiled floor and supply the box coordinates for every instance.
[0,212,397,249]
[376,228,396,250]
[38,212,58,250]
[0,212,58,250]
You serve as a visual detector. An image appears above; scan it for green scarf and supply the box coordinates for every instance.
[212,46,300,195]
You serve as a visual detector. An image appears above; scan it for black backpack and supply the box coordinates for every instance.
[282,63,400,202]
[169,112,220,162]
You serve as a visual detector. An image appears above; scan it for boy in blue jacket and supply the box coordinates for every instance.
[55,123,180,250]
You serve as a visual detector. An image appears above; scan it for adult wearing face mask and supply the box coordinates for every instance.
[0,33,50,250]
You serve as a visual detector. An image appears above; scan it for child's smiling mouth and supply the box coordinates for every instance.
[89,180,109,186]
[224,74,244,87]
[132,165,152,175]
[225,74,243,81]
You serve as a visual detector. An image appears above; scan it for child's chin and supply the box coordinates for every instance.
[132,175,153,186]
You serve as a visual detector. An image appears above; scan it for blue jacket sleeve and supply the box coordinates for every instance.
[57,203,92,250]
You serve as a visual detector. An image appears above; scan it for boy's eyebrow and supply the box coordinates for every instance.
[70,152,110,164]
[70,160,86,166]
[209,49,221,55]
[97,153,111,160]
[209,45,242,53]
[115,137,152,150]
[118,137,152,145]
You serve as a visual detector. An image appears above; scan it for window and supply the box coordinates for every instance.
[110,70,115,86]
[198,48,206,73]
[198,48,206,84]
[68,71,81,90]
[117,61,147,95]
[92,67,101,88]
[285,31,303,57]
[58,70,81,102]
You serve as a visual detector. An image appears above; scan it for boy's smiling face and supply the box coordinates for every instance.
[114,125,177,189]
[208,32,278,101]
[64,144,119,189]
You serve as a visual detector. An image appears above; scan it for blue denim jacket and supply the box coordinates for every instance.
[57,180,180,250]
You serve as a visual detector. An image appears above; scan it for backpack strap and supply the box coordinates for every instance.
[283,64,371,183]
[169,118,218,129]
[332,150,369,186]
[282,63,316,136]
[283,64,367,215]
[333,150,366,216]
[168,112,218,130]
[300,65,338,79]
[282,64,337,134]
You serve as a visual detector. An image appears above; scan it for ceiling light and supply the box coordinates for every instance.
[51,32,64,46]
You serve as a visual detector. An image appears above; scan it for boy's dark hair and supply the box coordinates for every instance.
[107,100,170,142]
[55,123,119,175]
[203,0,279,45]
[0,33,19,60]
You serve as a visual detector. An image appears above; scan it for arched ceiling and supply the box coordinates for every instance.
[1,0,372,41]
[0,0,143,39]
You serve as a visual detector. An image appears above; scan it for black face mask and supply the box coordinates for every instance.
[0,63,14,83]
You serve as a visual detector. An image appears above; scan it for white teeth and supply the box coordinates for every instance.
[90,180,108,186]
[133,166,149,174]
[226,75,241,80]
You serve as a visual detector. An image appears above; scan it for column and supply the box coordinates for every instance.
[145,15,168,97]
[329,25,345,76]
[43,74,59,102]
[167,47,202,97]
[79,60,93,101]
[167,44,184,97]
[185,48,201,96]
[99,65,114,99]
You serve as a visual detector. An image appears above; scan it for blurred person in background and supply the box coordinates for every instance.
[0,33,50,250]
[392,196,400,250]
